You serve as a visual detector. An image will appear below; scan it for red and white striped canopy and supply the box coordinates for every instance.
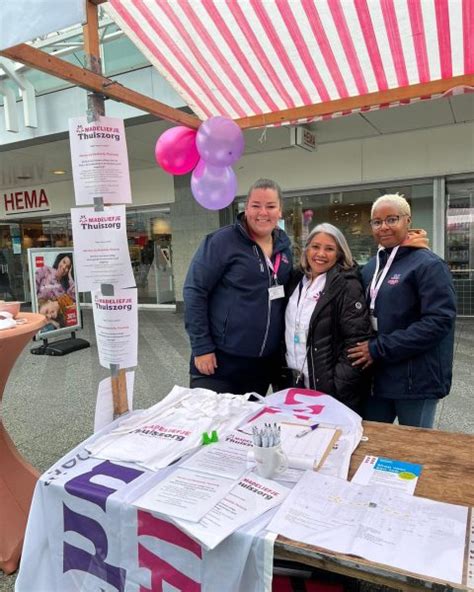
[105,0,473,125]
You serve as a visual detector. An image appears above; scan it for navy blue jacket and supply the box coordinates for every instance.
[183,214,293,359]
[361,247,456,400]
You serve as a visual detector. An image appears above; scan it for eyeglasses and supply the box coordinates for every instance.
[369,215,406,230]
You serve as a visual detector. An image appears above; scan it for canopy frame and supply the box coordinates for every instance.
[1,0,473,131]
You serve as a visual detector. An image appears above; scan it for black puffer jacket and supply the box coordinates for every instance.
[288,265,373,411]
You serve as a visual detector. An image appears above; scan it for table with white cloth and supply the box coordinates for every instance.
[15,388,363,592]
[15,388,473,592]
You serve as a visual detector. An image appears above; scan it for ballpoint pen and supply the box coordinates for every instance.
[296,423,319,438]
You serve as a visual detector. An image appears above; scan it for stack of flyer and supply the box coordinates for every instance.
[133,430,290,549]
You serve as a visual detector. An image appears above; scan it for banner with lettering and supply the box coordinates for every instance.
[15,420,273,592]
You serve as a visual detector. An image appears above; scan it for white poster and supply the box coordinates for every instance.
[92,287,138,369]
[71,205,135,292]
[69,115,132,206]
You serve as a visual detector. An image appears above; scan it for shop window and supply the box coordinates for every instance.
[235,182,433,268]
[127,207,175,305]
[446,180,474,316]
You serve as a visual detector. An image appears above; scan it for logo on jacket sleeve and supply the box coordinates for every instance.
[387,273,401,285]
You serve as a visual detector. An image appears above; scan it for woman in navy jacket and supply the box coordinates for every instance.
[183,178,292,396]
[348,194,456,428]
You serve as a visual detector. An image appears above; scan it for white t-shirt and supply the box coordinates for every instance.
[285,273,326,387]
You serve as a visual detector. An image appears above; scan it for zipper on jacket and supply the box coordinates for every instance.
[253,245,265,273]
[408,360,413,392]
[258,251,273,357]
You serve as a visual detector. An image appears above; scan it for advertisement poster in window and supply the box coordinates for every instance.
[28,247,82,338]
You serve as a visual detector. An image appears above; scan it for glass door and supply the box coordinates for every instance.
[0,223,26,301]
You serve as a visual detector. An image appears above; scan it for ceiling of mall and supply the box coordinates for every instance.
[0,92,472,191]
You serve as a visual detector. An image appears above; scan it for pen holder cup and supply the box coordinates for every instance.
[253,444,288,479]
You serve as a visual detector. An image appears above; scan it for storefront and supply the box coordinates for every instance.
[0,206,176,306]
[235,176,473,316]
[1,173,473,315]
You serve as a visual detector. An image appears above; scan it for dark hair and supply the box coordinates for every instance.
[246,178,283,205]
[52,253,73,292]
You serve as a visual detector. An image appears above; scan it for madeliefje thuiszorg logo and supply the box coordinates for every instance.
[79,215,121,230]
[75,123,121,141]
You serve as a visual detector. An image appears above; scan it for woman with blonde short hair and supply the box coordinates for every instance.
[348,194,456,427]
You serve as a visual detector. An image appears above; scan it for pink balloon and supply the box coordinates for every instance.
[154,127,199,175]
[191,159,237,210]
[196,116,244,167]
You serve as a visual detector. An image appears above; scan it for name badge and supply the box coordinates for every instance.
[294,331,306,345]
[370,315,378,331]
[268,285,285,300]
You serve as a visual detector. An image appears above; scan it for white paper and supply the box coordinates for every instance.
[94,371,135,433]
[69,116,132,205]
[174,474,290,550]
[268,471,467,585]
[71,205,135,292]
[279,423,337,468]
[352,456,422,495]
[134,468,235,522]
[92,287,138,369]
[181,431,253,480]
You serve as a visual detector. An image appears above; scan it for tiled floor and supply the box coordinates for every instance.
[1,311,473,591]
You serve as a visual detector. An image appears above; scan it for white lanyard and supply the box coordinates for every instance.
[295,274,325,329]
[369,246,399,312]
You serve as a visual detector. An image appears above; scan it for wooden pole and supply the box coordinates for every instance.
[85,0,128,417]
[110,366,129,417]
[0,43,201,128]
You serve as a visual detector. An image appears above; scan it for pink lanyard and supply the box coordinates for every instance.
[266,252,282,284]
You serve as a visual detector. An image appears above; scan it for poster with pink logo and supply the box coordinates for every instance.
[69,115,132,206]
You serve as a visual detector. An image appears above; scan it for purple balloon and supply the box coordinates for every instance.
[191,159,237,210]
[196,116,244,167]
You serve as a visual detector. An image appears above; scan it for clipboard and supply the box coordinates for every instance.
[279,423,342,471]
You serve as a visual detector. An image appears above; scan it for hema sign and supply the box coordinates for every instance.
[2,188,50,216]
[0,0,86,51]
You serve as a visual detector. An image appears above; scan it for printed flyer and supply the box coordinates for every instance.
[69,115,132,205]
[92,287,138,369]
[71,205,135,292]
[351,455,422,495]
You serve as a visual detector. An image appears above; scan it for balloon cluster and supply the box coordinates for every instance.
[154,116,244,211]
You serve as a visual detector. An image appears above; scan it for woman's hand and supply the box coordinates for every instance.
[347,341,373,369]
[194,352,218,375]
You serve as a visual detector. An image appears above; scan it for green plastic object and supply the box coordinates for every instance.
[202,430,218,445]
